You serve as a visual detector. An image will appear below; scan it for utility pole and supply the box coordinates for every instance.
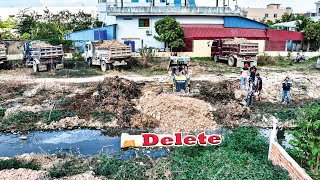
[216,0,218,7]
[121,0,123,8]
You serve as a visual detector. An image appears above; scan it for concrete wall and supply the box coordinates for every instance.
[176,16,223,24]
[116,16,165,50]
[262,51,320,58]
[269,142,312,180]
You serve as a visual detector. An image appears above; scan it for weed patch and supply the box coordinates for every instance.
[50,158,90,178]
[91,111,114,122]
[0,158,39,170]
[42,110,74,125]
[0,108,5,118]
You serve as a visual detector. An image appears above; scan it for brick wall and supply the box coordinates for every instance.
[269,142,313,180]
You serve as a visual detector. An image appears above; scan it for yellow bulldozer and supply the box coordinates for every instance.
[167,56,192,93]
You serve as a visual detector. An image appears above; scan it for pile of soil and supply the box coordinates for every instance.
[132,91,216,132]
[195,80,238,104]
[94,77,141,126]
[0,169,50,179]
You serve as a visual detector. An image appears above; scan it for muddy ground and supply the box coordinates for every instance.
[0,70,319,133]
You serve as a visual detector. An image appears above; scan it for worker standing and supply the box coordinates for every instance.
[282,77,292,104]
[255,73,263,102]
[246,77,255,106]
[250,65,258,83]
[240,63,249,90]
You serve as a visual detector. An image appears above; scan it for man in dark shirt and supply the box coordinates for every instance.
[282,77,292,104]
[250,65,257,82]
[255,73,262,102]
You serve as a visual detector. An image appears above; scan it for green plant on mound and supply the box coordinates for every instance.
[258,53,277,66]
[42,110,74,125]
[94,128,290,180]
[1,111,40,130]
[0,158,39,170]
[50,158,90,178]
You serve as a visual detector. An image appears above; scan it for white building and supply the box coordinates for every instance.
[98,0,241,50]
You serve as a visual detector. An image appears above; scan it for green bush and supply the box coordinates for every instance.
[50,158,90,178]
[258,53,277,66]
[0,158,39,170]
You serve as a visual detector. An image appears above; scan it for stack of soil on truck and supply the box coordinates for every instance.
[23,41,64,73]
[211,38,259,67]
[85,40,132,72]
[0,43,9,69]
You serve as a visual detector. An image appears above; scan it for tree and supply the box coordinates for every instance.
[289,102,320,177]
[295,15,312,32]
[303,21,320,51]
[154,16,185,49]
[280,13,296,23]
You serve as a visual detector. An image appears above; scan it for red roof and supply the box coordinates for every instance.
[181,25,304,41]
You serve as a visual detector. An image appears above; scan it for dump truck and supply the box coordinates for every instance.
[22,41,64,72]
[210,38,259,67]
[0,43,9,69]
[85,40,132,72]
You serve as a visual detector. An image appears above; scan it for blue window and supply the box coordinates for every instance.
[160,0,166,3]
[189,0,195,6]
[146,0,151,2]
[132,0,138,2]
[174,0,181,6]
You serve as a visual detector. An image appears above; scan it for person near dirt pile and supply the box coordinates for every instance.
[250,65,258,82]
[246,77,255,106]
[282,77,292,104]
[255,73,263,102]
[240,63,249,90]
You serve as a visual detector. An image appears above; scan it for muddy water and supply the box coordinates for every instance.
[0,128,293,158]
[0,129,169,158]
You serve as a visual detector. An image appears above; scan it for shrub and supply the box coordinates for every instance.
[0,158,39,170]
[258,53,277,66]
[50,158,90,178]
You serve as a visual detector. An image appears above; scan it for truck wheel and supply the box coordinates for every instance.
[101,61,107,72]
[33,63,39,73]
[228,56,236,67]
[214,55,219,62]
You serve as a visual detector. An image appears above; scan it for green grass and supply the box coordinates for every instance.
[0,110,74,130]
[42,110,74,125]
[0,158,39,170]
[93,128,290,180]
[55,98,71,106]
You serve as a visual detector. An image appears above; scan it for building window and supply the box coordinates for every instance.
[132,0,139,2]
[146,0,151,2]
[160,0,166,2]
[274,14,277,18]
[139,19,150,27]
[98,0,106,3]
[265,14,269,18]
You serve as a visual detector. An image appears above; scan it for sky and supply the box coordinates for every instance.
[0,0,318,20]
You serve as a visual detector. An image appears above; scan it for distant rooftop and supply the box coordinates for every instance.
[105,6,242,16]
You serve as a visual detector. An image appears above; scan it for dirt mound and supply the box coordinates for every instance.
[94,77,141,126]
[195,80,238,104]
[0,168,50,180]
[59,171,105,180]
[132,91,216,132]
